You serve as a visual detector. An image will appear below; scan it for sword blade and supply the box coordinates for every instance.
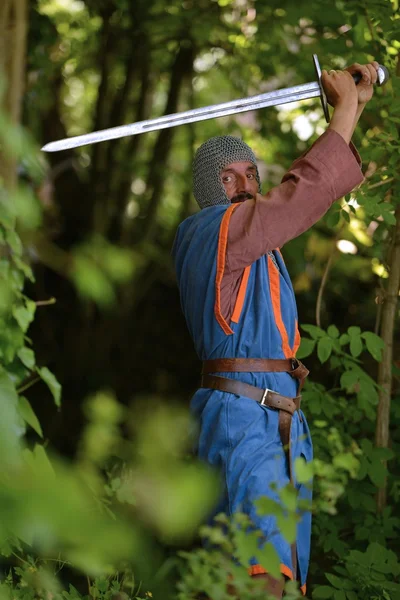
[41,81,321,152]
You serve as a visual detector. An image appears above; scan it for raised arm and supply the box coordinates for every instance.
[227,63,377,271]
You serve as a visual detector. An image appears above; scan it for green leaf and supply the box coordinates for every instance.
[294,456,313,484]
[17,347,36,370]
[37,366,61,407]
[340,369,360,392]
[333,453,359,476]
[301,324,325,340]
[233,528,260,566]
[257,542,281,579]
[18,396,43,437]
[11,185,42,230]
[71,255,116,307]
[95,578,108,593]
[279,485,297,512]
[317,337,333,364]
[276,512,297,543]
[313,586,334,599]
[327,325,339,339]
[326,573,343,589]
[349,335,363,358]
[12,302,36,332]
[361,332,385,362]
[255,496,282,517]
[341,209,350,223]
[5,229,23,257]
[325,207,341,228]
[381,209,396,225]
[296,338,315,359]
[368,459,387,488]
[348,326,361,337]
[373,447,394,461]
[0,369,24,462]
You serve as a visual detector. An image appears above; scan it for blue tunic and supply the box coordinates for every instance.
[172,203,312,589]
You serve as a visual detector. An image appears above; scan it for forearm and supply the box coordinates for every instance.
[351,103,366,138]
[328,102,358,144]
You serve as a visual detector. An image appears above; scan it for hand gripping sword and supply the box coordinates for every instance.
[41,55,389,153]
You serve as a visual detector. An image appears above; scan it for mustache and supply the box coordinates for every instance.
[231,192,254,204]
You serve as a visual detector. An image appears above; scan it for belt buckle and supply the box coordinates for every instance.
[260,388,272,405]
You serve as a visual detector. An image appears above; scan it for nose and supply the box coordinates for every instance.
[236,173,252,193]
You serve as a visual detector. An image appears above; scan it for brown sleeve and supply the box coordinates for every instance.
[226,129,364,272]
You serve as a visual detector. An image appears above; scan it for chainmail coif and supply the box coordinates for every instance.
[192,135,261,210]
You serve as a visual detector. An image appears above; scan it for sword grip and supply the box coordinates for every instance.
[351,64,389,87]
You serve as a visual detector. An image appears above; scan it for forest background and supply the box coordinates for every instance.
[0,0,399,599]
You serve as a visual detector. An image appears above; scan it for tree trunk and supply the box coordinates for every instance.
[0,0,27,189]
[375,202,400,511]
[375,54,400,512]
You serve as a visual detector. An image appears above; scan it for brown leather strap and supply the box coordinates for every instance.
[201,375,301,415]
[202,357,309,390]
[202,358,294,374]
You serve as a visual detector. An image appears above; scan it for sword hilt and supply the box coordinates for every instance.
[313,54,390,123]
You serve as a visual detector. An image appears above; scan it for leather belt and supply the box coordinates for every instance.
[202,357,309,392]
[200,374,301,415]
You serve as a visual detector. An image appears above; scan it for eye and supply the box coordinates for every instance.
[247,173,255,180]
[222,175,232,183]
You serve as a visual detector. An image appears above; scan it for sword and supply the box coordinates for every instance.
[41,55,389,153]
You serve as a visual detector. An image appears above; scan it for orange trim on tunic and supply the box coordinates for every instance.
[249,564,306,596]
[248,563,292,579]
[214,204,240,335]
[293,320,301,356]
[231,265,251,323]
[273,249,300,356]
[267,255,292,358]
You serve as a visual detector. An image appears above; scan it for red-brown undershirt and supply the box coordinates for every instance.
[220,129,364,322]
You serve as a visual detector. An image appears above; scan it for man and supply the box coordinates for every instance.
[172,62,378,598]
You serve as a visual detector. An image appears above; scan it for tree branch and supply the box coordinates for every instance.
[315,225,344,327]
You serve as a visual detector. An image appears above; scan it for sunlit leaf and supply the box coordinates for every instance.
[37,366,61,407]
[294,457,313,484]
[18,396,43,438]
[257,542,281,580]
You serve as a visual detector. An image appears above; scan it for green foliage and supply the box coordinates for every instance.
[0,563,153,600]
[71,236,138,308]
[313,542,400,600]
[178,511,303,599]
